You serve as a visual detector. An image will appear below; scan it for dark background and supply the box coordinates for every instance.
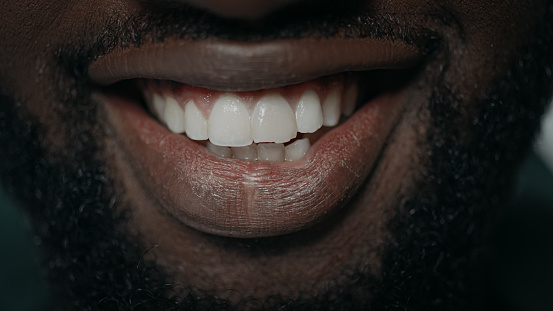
[1,151,552,310]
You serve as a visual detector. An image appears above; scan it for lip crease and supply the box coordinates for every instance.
[93,37,423,238]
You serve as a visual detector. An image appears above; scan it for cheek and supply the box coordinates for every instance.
[451,0,545,78]
[0,1,73,150]
[0,0,133,139]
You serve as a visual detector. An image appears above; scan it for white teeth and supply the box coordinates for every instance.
[285,138,310,162]
[184,100,208,140]
[152,93,167,122]
[145,82,359,161]
[342,85,357,117]
[164,96,186,133]
[322,87,341,127]
[257,143,285,162]
[295,90,323,133]
[232,145,257,160]
[251,93,297,143]
[208,94,253,147]
[209,142,308,162]
[207,141,232,158]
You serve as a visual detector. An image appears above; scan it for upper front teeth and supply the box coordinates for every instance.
[251,93,297,144]
[144,83,357,150]
[295,90,323,133]
[208,94,253,147]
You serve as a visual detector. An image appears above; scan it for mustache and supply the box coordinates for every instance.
[89,4,438,58]
[55,3,443,91]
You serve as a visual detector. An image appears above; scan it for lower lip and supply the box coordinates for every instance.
[99,85,404,238]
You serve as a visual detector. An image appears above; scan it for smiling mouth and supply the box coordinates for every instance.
[133,70,399,162]
[89,36,427,238]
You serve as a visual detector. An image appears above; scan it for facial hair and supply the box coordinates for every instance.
[1,3,553,311]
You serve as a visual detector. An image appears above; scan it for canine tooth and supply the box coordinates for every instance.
[208,94,253,147]
[184,100,208,140]
[232,145,257,160]
[164,96,186,133]
[207,141,232,158]
[322,87,341,126]
[251,93,297,143]
[285,138,310,162]
[295,90,323,133]
[342,84,357,116]
[152,93,166,122]
[257,143,284,162]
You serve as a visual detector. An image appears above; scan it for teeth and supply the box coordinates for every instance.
[164,96,186,133]
[207,141,232,158]
[184,100,208,140]
[209,141,310,162]
[342,85,357,117]
[295,90,323,133]
[232,145,257,160]
[322,87,341,127]
[145,82,358,162]
[152,93,167,123]
[257,143,285,162]
[208,94,253,147]
[284,138,311,162]
[252,93,297,143]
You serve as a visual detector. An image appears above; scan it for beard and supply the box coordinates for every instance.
[1,3,553,311]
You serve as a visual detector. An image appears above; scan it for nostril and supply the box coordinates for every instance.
[145,0,304,20]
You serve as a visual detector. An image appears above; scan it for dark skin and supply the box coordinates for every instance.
[1,0,552,309]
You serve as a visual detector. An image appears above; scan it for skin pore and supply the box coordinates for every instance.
[1,0,553,310]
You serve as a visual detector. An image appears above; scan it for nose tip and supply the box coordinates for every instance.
[165,0,304,19]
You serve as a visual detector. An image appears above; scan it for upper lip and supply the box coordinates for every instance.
[88,37,424,91]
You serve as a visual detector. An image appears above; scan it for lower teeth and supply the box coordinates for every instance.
[207,138,311,162]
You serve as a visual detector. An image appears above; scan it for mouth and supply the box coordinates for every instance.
[89,36,426,238]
